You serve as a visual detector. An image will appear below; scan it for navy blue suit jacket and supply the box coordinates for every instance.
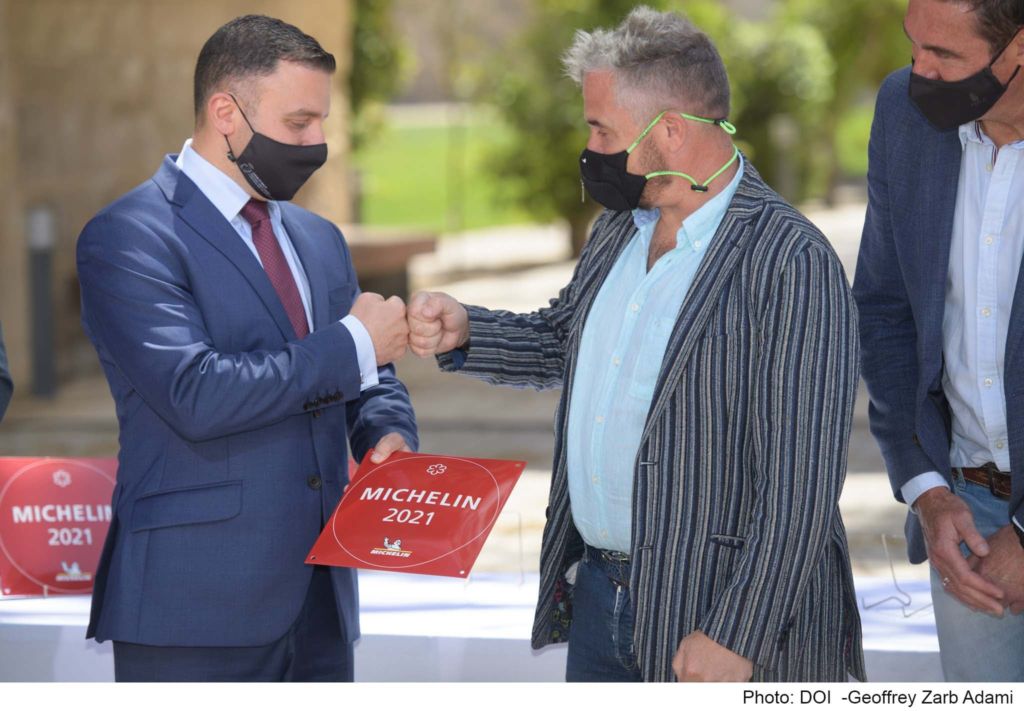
[77,156,417,646]
[854,67,1024,563]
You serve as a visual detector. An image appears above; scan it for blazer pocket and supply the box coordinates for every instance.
[708,533,746,550]
[130,480,243,532]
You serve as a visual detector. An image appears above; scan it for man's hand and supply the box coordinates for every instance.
[672,631,753,682]
[407,291,469,358]
[350,292,409,365]
[916,487,1004,615]
[970,524,1024,614]
[369,432,413,464]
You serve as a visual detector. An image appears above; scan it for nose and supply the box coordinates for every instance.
[307,121,327,146]
[911,50,942,80]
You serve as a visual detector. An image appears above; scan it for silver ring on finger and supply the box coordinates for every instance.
[941,576,951,587]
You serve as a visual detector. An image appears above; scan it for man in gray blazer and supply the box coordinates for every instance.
[407,7,863,683]
[0,322,12,423]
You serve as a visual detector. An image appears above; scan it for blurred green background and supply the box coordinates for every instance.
[353,0,908,253]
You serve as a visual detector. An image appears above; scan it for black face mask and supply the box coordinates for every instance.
[909,32,1022,132]
[225,95,328,201]
[579,110,739,212]
[579,148,649,211]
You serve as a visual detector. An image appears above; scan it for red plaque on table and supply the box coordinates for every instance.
[0,458,116,596]
[306,451,525,578]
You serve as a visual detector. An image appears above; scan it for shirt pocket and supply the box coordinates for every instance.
[627,316,677,401]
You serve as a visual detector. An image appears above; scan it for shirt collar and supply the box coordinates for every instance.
[631,153,745,253]
[175,139,280,223]
[958,121,1024,150]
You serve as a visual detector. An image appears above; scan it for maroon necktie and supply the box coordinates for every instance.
[239,199,310,339]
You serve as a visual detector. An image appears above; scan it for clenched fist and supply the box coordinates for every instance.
[407,291,469,358]
[350,292,409,365]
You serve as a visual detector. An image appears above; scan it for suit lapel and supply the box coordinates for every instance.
[1005,252,1024,366]
[911,128,962,381]
[174,176,297,341]
[281,208,330,331]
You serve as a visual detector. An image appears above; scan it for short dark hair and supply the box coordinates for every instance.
[944,0,1024,52]
[193,15,336,121]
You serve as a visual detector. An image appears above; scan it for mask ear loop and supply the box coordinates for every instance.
[224,93,257,164]
[644,114,739,192]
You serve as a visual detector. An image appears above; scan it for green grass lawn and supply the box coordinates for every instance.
[353,109,536,234]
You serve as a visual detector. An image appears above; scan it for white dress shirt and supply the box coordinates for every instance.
[175,139,378,390]
[901,122,1024,533]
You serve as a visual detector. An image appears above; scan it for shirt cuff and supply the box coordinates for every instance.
[341,315,379,391]
[901,471,950,513]
[1013,516,1023,533]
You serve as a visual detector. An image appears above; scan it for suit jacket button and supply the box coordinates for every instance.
[307,475,322,490]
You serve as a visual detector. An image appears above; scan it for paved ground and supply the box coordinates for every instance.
[0,199,930,585]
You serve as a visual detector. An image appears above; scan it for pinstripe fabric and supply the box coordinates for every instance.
[438,164,865,682]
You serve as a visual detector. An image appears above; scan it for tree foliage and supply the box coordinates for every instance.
[350,0,409,151]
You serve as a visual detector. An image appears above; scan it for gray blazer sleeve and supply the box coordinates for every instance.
[0,323,12,422]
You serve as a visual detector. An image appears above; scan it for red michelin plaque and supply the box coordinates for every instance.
[0,458,117,596]
[306,451,525,578]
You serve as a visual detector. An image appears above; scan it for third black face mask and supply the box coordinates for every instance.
[909,32,1022,132]
[225,95,328,201]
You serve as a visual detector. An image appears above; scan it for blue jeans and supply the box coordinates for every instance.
[565,545,644,682]
[930,472,1024,682]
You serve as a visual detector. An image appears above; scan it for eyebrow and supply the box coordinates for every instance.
[903,23,968,59]
[586,118,607,129]
[284,109,325,119]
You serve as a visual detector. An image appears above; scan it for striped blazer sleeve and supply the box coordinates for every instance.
[698,239,859,668]
[437,212,617,391]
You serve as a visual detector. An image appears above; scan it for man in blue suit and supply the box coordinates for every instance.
[77,15,417,682]
[854,0,1024,681]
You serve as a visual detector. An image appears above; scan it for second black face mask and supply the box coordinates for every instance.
[909,32,1022,132]
[226,96,328,201]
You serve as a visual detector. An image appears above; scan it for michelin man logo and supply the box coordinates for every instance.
[426,463,447,477]
[383,538,403,551]
[52,470,72,488]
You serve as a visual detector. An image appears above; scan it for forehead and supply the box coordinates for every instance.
[905,0,992,52]
[582,71,635,129]
[250,60,332,113]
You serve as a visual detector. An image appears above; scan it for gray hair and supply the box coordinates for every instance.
[562,6,731,123]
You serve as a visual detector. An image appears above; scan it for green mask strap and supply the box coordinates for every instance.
[629,111,740,193]
[646,145,740,193]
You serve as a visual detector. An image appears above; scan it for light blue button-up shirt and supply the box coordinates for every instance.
[175,139,378,390]
[567,158,744,552]
[900,123,1024,534]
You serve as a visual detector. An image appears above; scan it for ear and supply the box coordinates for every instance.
[657,112,690,153]
[206,91,242,138]
[1013,27,1024,66]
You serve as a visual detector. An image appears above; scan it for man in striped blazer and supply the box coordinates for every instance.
[408,7,864,682]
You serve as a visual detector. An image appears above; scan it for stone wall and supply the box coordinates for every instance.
[0,0,352,394]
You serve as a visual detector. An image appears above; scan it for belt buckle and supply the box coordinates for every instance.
[600,549,630,563]
[982,462,1002,498]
